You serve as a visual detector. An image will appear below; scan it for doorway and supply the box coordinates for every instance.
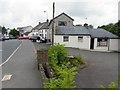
[90,38,94,49]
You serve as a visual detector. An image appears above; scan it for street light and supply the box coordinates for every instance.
[44,11,48,20]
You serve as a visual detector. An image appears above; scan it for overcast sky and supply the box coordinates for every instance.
[0,0,119,29]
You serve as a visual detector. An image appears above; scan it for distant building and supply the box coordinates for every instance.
[17,26,33,37]
[32,20,49,39]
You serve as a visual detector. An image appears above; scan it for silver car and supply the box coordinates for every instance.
[0,34,5,41]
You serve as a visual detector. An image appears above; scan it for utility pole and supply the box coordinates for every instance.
[52,2,55,45]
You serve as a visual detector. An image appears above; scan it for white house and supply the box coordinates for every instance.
[32,20,49,39]
[17,26,33,37]
[47,12,119,51]
[48,12,74,42]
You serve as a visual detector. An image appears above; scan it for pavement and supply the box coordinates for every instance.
[2,40,42,88]
[32,42,119,88]
[33,42,50,51]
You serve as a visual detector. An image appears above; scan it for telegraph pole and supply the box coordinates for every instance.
[52,2,55,45]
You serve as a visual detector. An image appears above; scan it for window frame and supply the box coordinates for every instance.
[58,21,67,26]
[78,36,83,42]
[97,38,108,46]
[63,36,69,42]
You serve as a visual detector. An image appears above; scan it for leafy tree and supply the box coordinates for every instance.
[2,26,7,35]
[98,20,120,37]
[9,28,19,37]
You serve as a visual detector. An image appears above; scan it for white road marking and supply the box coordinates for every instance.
[1,74,12,81]
[0,41,22,67]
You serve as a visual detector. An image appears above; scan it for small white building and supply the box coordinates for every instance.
[54,26,119,52]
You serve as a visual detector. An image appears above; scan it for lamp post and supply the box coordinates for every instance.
[44,11,48,20]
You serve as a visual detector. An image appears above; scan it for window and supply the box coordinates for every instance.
[63,36,69,42]
[97,38,108,46]
[78,36,83,42]
[58,21,67,26]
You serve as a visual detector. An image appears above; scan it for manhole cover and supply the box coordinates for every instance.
[1,74,12,81]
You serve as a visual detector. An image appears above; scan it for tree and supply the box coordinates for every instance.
[97,20,120,37]
[9,28,19,37]
[2,26,7,35]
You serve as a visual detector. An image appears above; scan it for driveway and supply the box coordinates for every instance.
[66,48,118,88]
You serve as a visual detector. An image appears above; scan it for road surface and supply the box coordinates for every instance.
[2,40,42,88]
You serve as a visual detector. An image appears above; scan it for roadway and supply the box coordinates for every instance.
[2,40,22,63]
[1,40,42,88]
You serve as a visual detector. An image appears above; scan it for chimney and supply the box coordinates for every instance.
[39,22,41,24]
[46,19,49,23]
[84,23,88,29]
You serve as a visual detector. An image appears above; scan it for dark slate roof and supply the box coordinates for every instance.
[56,26,90,35]
[32,22,49,30]
[56,26,118,38]
[89,28,118,38]
[49,12,74,26]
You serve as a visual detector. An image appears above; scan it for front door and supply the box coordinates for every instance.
[90,38,94,49]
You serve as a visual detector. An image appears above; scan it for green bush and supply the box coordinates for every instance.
[44,44,78,88]
[48,43,67,66]
[43,62,77,88]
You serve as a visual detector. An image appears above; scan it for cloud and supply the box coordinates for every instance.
[0,0,119,28]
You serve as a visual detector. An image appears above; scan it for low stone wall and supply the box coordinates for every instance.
[37,49,48,69]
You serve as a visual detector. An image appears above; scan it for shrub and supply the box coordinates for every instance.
[44,44,78,88]
[48,43,67,66]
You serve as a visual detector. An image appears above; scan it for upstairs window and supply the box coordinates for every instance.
[58,21,67,26]
[63,36,69,42]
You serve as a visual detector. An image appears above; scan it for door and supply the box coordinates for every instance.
[90,38,94,49]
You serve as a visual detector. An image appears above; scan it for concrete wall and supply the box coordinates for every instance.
[54,35,90,50]
[109,39,120,51]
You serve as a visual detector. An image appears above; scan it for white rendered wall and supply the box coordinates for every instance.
[109,39,119,51]
[54,35,90,50]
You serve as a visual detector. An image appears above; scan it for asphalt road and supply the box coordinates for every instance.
[2,39,22,63]
[66,48,118,88]
[2,40,42,88]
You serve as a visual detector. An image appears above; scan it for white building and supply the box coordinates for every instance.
[48,12,119,52]
[17,26,33,37]
[48,12,74,42]
[54,26,119,51]
[32,20,49,39]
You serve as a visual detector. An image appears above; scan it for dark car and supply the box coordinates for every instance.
[30,36,47,43]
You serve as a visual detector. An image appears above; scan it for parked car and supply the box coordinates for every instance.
[9,35,17,39]
[30,35,47,43]
[18,36,29,40]
[4,36,9,40]
[0,34,5,41]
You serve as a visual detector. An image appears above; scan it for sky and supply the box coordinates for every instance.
[0,0,119,29]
